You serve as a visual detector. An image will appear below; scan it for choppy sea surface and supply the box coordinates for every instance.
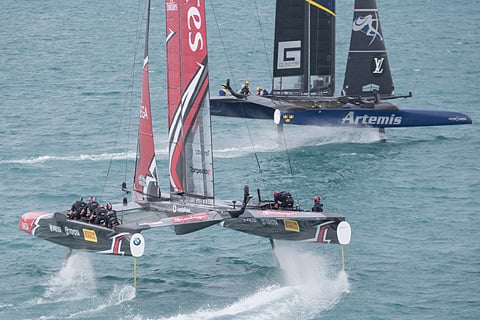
[1,0,479,319]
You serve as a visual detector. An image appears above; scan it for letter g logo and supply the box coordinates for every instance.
[277,41,301,70]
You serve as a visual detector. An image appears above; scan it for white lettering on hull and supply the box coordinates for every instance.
[341,111,402,126]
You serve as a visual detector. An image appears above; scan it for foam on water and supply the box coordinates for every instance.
[0,153,135,164]
[157,244,349,320]
[22,252,136,319]
[213,125,381,159]
[2,126,379,165]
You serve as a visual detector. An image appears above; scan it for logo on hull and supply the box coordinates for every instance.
[341,111,402,126]
[83,229,98,243]
[284,220,300,232]
[173,204,191,214]
[64,226,81,237]
[49,224,62,233]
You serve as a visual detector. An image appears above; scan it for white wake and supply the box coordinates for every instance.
[160,244,350,320]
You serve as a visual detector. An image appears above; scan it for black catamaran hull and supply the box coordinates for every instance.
[18,206,350,255]
[223,217,344,243]
[19,212,136,256]
[210,96,275,120]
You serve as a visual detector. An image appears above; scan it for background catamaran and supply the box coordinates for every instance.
[19,0,351,259]
[209,0,471,137]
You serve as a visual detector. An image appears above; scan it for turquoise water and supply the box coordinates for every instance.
[1,0,479,319]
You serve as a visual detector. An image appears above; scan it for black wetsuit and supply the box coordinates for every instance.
[87,201,99,222]
[70,200,87,220]
[95,207,107,226]
[312,202,323,212]
[106,210,119,228]
[276,191,294,208]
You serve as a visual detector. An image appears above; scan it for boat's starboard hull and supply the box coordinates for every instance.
[277,108,472,128]
[222,217,346,244]
[210,96,471,128]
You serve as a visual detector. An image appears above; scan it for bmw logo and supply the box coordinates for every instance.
[133,237,142,246]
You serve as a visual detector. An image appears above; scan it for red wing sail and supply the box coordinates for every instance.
[134,0,160,201]
[166,0,214,204]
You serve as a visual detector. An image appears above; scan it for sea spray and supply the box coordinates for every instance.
[43,252,96,302]
[155,244,350,320]
[271,243,351,317]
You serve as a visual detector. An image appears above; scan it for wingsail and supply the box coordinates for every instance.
[134,0,160,202]
[273,0,336,96]
[342,0,394,97]
[166,0,214,205]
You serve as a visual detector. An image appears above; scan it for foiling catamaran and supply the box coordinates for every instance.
[209,0,471,139]
[19,0,351,264]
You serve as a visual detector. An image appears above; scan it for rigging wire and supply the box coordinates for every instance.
[100,0,144,200]
[278,127,300,208]
[207,0,237,86]
[254,0,272,81]
[208,0,299,200]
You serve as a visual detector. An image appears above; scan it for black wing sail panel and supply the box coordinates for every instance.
[342,0,394,97]
[273,0,335,96]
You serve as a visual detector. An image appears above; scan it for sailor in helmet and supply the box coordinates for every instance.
[105,202,119,228]
[312,195,323,212]
[256,86,268,96]
[86,196,99,223]
[240,80,252,95]
[219,84,229,96]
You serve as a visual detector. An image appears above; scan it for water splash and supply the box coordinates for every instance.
[213,126,381,158]
[43,252,97,302]
[3,127,379,164]
[158,243,349,320]
[23,253,136,319]
[65,284,136,319]
[0,152,135,164]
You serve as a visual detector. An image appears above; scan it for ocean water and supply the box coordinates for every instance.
[1,0,479,319]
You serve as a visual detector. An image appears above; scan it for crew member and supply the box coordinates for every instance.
[68,198,87,220]
[240,80,252,95]
[95,204,108,226]
[86,197,99,223]
[273,191,279,209]
[256,86,268,96]
[218,84,229,96]
[105,202,119,228]
[312,195,323,212]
